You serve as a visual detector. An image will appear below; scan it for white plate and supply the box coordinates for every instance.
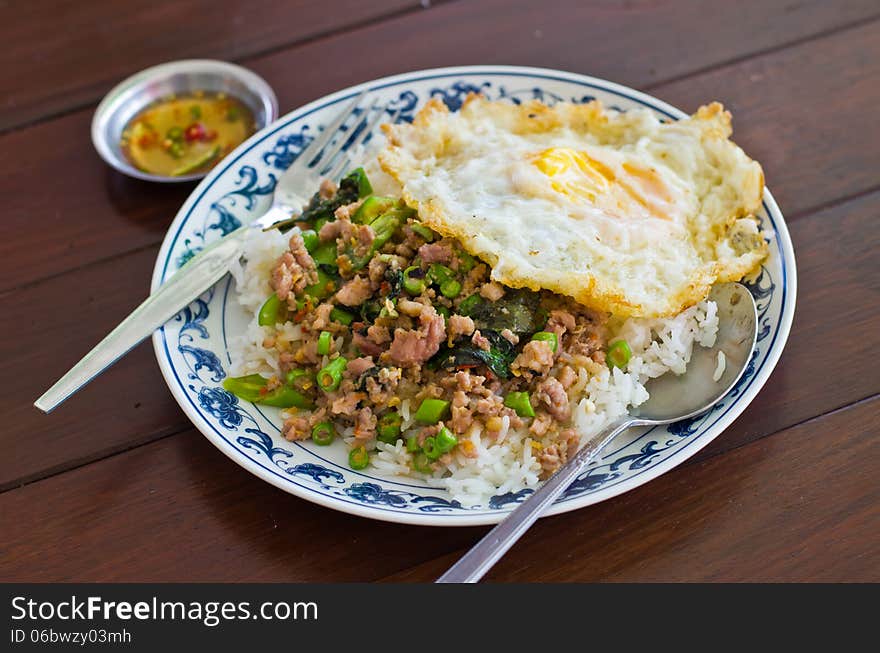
[152,66,797,526]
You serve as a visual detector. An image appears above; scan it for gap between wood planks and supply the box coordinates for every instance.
[3,380,876,496]
[2,389,876,582]
[641,11,880,93]
[3,5,880,294]
[7,179,880,302]
[5,115,880,491]
[5,1,879,138]
[6,14,880,492]
[375,394,880,582]
[0,1,447,137]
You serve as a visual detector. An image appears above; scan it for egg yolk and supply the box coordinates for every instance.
[530,147,673,220]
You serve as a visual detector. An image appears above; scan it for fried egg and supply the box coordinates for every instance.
[379,96,767,317]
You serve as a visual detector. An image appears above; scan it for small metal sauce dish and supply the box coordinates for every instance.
[91,59,278,183]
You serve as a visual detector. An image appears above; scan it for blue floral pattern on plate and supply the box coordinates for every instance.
[152,67,794,525]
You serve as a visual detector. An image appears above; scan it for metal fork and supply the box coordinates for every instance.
[36,90,397,413]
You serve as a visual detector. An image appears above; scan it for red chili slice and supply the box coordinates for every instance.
[184,123,206,142]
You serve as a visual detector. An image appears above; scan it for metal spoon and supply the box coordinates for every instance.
[436,282,757,583]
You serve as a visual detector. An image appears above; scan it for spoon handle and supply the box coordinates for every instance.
[436,416,633,583]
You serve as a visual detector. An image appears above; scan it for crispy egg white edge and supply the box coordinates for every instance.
[379,95,767,318]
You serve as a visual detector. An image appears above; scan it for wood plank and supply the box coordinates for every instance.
[3,6,880,291]
[249,11,880,220]
[650,19,880,220]
[384,397,880,582]
[0,110,194,293]
[1,396,875,582]
[249,0,880,105]
[689,189,880,462]
[5,0,873,132]
[3,189,878,500]
[0,0,421,131]
[0,427,483,582]
[4,0,877,588]
[0,246,189,491]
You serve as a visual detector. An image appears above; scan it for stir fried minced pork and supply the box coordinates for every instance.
[223,170,610,478]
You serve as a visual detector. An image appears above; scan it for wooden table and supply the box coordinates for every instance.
[2,0,878,583]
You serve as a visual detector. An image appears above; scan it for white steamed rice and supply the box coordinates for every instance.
[226,205,719,507]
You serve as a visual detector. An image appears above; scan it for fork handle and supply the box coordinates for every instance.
[34,225,252,413]
[435,415,633,583]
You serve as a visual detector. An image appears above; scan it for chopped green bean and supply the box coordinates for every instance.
[300,229,319,253]
[435,427,458,453]
[422,436,441,460]
[410,223,435,242]
[414,398,451,424]
[504,391,535,418]
[348,445,370,470]
[258,386,313,409]
[258,294,284,326]
[440,278,462,299]
[428,263,454,285]
[311,421,335,446]
[222,374,313,409]
[403,266,427,295]
[406,435,420,453]
[352,196,395,224]
[221,374,266,403]
[317,331,332,356]
[317,356,347,392]
[457,249,476,273]
[344,207,411,271]
[377,411,403,444]
[310,240,338,267]
[329,307,355,326]
[607,339,632,370]
[531,331,558,353]
[284,368,312,391]
[303,268,337,300]
[436,305,450,321]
